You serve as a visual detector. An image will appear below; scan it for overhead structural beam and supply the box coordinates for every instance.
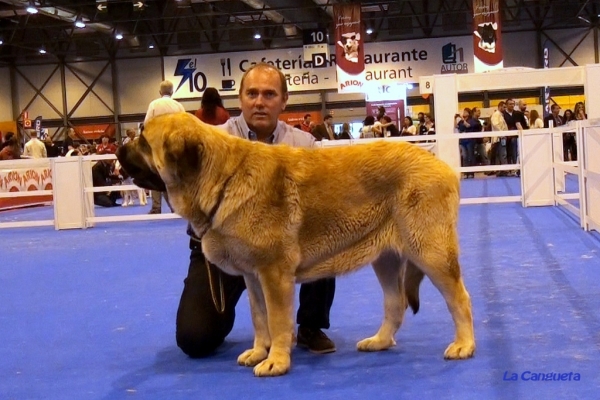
[240,0,298,37]
[0,0,137,46]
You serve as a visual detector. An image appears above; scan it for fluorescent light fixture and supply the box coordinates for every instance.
[366,28,373,35]
[39,47,46,54]
[254,32,261,40]
[75,18,86,28]
[406,83,414,90]
[148,43,155,49]
[26,5,38,14]
[115,33,124,40]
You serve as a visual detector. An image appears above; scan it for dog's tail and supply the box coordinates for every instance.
[404,260,425,314]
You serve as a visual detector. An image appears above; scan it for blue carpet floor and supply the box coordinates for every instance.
[1,176,599,399]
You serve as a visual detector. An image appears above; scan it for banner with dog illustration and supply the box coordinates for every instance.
[0,166,53,210]
[333,3,365,93]
[472,0,503,72]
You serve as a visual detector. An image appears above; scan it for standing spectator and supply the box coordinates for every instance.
[0,132,21,160]
[381,116,400,137]
[529,109,543,129]
[44,137,60,157]
[122,128,137,145]
[144,80,185,214]
[457,108,481,178]
[300,114,312,133]
[23,130,47,159]
[337,122,352,139]
[543,103,563,128]
[311,115,335,141]
[417,112,428,135]
[195,87,230,125]
[400,116,417,136]
[360,115,380,138]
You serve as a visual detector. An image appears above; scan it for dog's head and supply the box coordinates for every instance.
[115,112,204,193]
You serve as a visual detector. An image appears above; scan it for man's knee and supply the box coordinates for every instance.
[176,324,226,358]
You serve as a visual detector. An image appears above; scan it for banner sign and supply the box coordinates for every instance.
[163,36,473,99]
[280,111,323,128]
[473,0,503,72]
[73,124,116,141]
[543,47,551,118]
[333,3,365,93]
[0,166,53,210]
[303,28,330,68]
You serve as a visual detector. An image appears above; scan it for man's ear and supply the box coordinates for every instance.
[281,92,289,112]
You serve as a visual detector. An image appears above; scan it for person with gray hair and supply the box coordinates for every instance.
[144,80,186,214]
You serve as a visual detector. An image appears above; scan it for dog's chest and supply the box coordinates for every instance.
[201,232,253,276]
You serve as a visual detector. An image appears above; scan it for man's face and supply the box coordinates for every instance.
[552,106,560,116]
[418,113,425,122]
[506,100,515,112]
[519,101,527,112]
[325,117,333,126]
[102,136,109,144]
[304,116,311,124]
[240,68,288,135]
[474,108,481,118]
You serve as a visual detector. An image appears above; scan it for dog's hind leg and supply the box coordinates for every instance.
[357,251,406,352]
[410,239,475,360]
[237,274,270,368]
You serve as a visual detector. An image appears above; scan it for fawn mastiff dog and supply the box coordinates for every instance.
[116,112,475,377]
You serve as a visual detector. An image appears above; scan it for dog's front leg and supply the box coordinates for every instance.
[252,267,295,377]
[237,274,270,368]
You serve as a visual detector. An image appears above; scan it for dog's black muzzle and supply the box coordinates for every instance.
[116,143,167,192]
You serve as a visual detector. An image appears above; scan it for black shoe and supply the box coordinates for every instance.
[148,209,161,214]
[296,326,336,354]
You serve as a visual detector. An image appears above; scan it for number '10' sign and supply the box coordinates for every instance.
[303,29,328,45]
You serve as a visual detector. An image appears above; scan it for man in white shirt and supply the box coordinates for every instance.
[23,130,47,158]
[144,80,186,213]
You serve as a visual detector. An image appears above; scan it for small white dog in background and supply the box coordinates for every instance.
[115,160,147,206]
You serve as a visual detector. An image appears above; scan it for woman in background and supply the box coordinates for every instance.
[529,109,543,129]
[338,122,352,140]
[400,116,416,136]
[195,87,229,125]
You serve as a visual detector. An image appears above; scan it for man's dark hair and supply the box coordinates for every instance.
[324,115,333,121]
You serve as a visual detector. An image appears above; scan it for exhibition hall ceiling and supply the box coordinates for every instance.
[0,0,598,65]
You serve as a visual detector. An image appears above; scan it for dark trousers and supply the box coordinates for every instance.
[176,239,335,358]
[94,192,119,207]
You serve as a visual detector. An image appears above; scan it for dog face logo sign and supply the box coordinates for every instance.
[174,58,207,94]
[337,32,360,63]
[474,22,497,53]
[441,43,468,74]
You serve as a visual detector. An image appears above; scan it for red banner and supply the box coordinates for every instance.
[280,112,322,127]
[0,166,53,210]
[74,124,116,141]
[334,3,365,93]
[473,0,503,72]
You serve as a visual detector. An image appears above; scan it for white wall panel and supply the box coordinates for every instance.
[16,65,63,120]
[117,57,163,115]
[0,68,13,121]
[66,61,114,118]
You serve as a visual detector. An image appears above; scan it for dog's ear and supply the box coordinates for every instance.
[162,135,202,183]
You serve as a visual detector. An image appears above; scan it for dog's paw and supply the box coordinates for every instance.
[443,341,475,360]
[237,348,268,367]
[356,335,396,352]
[253,354,291,377]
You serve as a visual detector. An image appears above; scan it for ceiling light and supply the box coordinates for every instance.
[366,28,373,35]
[254,33,261,40]
[115,33,124,40]
[0,39,3,45]
[39,47,46,54]
[26,5,38,14]
[148,43,154,49]
[75,17,85,28]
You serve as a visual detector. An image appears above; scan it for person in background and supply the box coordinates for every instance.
[300,114,312,133]
[400,116,416,136]
[195,87,230,125]
[457,107,481,179]
[337,122,352,139]
[529,109,543,129]
[122,128,137,145]
[0,132,21,160]
[360,115,380,138]
[23,130,47,159]
[96,135,117,154]
[311,115,335,141]
[144,80,185,214]
[381,116,400,137]
[44,137,60,157]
